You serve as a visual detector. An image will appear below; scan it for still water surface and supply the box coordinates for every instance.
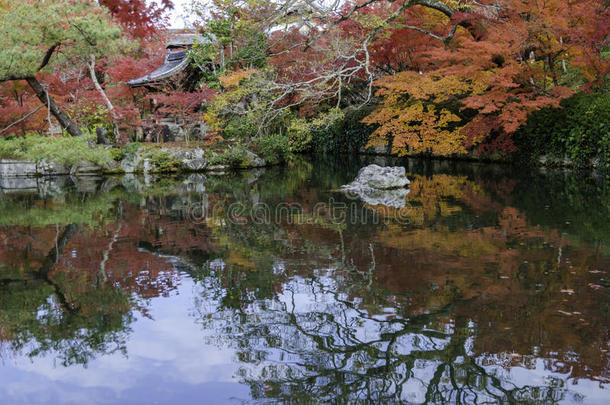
[0,156,608,404]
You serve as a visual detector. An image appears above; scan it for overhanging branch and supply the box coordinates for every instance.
[38,42,61,71]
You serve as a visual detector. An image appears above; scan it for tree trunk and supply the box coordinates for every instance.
[25,76,83,137]
[39,224,80,278]
[87,55,120,141]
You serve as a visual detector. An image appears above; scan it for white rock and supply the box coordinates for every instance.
[342,164,410,191]
[341,164,410,208]
[120,153,141,173]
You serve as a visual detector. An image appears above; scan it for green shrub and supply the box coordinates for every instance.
[515,91,610,168]
[310,107,374,154]
[209,145,250,167]
[110,142,140,161]
[0,134,113,166]
[254,134,291,164]
[144,149,180,172]
[223,114,259,140]
[123,142,141,156]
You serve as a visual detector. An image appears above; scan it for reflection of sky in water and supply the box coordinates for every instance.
[0,275,247,405]
[198,265,608,404]
[0,259,607,404]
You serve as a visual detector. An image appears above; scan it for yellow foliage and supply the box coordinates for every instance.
[363,71,472,155]
[364,101,464,155]
[218,68,257,89]
[372,71,471,103]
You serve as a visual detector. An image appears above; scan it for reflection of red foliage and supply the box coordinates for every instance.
[0,199,220,301]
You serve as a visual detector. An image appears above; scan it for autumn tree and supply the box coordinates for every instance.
[0,0,127,137]
[100,0,174,38]
[189,0,607,155]
[355,0,609,155]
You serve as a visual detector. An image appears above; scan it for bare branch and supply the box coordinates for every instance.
[0,104,44,135]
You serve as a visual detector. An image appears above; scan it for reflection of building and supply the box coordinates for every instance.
[128,33,209,91]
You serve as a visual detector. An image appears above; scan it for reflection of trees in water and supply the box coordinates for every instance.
[0,156,606,399]
[190,166,608,402]
[0,174,223,366]
[193,266,577,404]
[0,224,133,366]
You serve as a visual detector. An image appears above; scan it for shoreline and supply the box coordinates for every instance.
[0,146,607,181]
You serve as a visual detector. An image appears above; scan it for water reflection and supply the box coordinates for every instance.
[0,157,608,404]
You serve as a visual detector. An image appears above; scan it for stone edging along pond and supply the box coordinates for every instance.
[0,146,271,179]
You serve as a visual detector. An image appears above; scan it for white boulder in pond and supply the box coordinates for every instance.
[341,164,410,208]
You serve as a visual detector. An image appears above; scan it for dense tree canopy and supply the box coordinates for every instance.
[0,0,128,136]
[0,0,124,81]
[178,0,608,159]
[0,0,607,165]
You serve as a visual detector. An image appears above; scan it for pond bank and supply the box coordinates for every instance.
[0,141,276,180]
[359,144,609,172]
[0,136,607,183]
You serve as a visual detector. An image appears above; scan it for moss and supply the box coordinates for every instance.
[102,167,125,175]
[0,135,288,175]
[140,150,181,173]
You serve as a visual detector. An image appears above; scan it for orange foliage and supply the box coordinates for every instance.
[363,72,471,155]
[360,0,607,155]
[218,69,258,89]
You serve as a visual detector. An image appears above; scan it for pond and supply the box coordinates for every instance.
[0,156,608,404]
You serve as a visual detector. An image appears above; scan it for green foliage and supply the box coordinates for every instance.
[223,113,261,139]
[187,7,267,89]
[285,109,348,153]
[110,141,141,161]
[123,142,141,156]
[203,69,266,138]
[0,134,114,167]
[557,66,586,88]
[0,190,121,227]
[78,106,115,138]
[310,107,375,154]
[188,39,223,88]
[143,149,181,172]
[207,75,373,156]
[209,145,249,167]
[253,134,291,164]
[0,0,127,81]
[515,91,610,168]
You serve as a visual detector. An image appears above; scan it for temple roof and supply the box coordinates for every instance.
[127,50,189,88]
[127,33,209,88]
